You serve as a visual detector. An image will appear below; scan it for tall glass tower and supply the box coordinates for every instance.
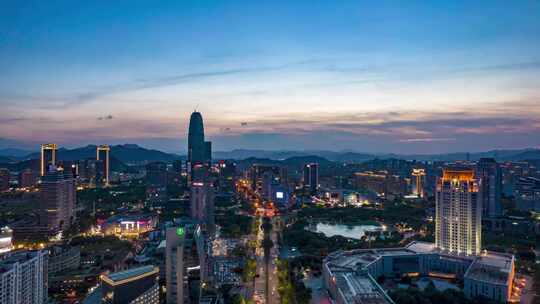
[188,111,211,168]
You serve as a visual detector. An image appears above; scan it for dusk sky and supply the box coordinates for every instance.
[1,1,540,154]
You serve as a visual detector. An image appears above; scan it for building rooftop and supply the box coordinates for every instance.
[103,265,158,285]
[464,252,514,285]
[334,272,394,304]
[406,241,437,254]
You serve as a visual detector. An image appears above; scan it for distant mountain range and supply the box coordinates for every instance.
[212,148,540,162]
[1,145,539,165]
[0,144,181,169]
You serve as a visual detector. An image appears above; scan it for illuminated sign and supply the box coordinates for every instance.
[276,191,284,199]
[176,227,185,237]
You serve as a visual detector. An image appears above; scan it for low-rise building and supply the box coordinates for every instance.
[101,265,159,304]
[48,245,80,275]
[323,242,515,303]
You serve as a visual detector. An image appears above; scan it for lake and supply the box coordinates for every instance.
[309,222,385,240]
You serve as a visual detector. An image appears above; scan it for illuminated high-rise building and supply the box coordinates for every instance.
[40,143,57,176]
[411,168,426,198]
[190,165,215,231]
[303,163,319,195]
[40,166,76,233]
[435,167,481,255]
[476,158,502,218]
[96,145,110,187]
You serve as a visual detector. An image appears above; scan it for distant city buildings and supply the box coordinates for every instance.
[40,143,57,176]
[18,168,37,188]
[514,176,540,212]
[355,170,407,198]
[0,250,48,304]
[411,168,426,198]
[101,265,159,304]
[477,158,503,217]
[0,168,9,191]
[249,164,287,201]
[435,167,481,256]
[39,166,76,233]
[146,161,169,206]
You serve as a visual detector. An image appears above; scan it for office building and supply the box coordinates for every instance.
[514,176,540,212]
[411,168,426,198]
[477,158,502,217]
[48,245,80,275]
[40,166,76,233]
[146,162,168,206]
[18,168,37,188]
[190,165,215,231]
[146,162,168,187]
[101,265,159,304]
[96,145,110,187]
[435,167,481,256]
[0,250,48,304]
[303,163,319,195]
[0,168,9,191]
[40,143,57,176]
[166,227,186,304]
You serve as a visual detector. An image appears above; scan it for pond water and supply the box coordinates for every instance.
[309,222,384,240]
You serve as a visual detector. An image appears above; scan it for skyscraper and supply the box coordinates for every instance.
[411,168,426,198]
[476,158,502,218]
[188,112,207,165]
[96,145,110,187]
[303,163,319,195]
[40,166,76,233]
[435,167,481,255]
[0,250,48,304]
[40,143,57,176]
[166,227,185,304]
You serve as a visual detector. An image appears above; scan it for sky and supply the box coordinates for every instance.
[1,0,540,154]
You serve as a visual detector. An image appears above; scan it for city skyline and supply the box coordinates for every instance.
[2,1,540,153]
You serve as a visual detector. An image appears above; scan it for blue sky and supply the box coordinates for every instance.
[1,0,540,153]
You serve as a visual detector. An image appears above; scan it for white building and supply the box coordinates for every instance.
[435,168,481,256]
[166,227,185,304]
[0,250,48,304]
